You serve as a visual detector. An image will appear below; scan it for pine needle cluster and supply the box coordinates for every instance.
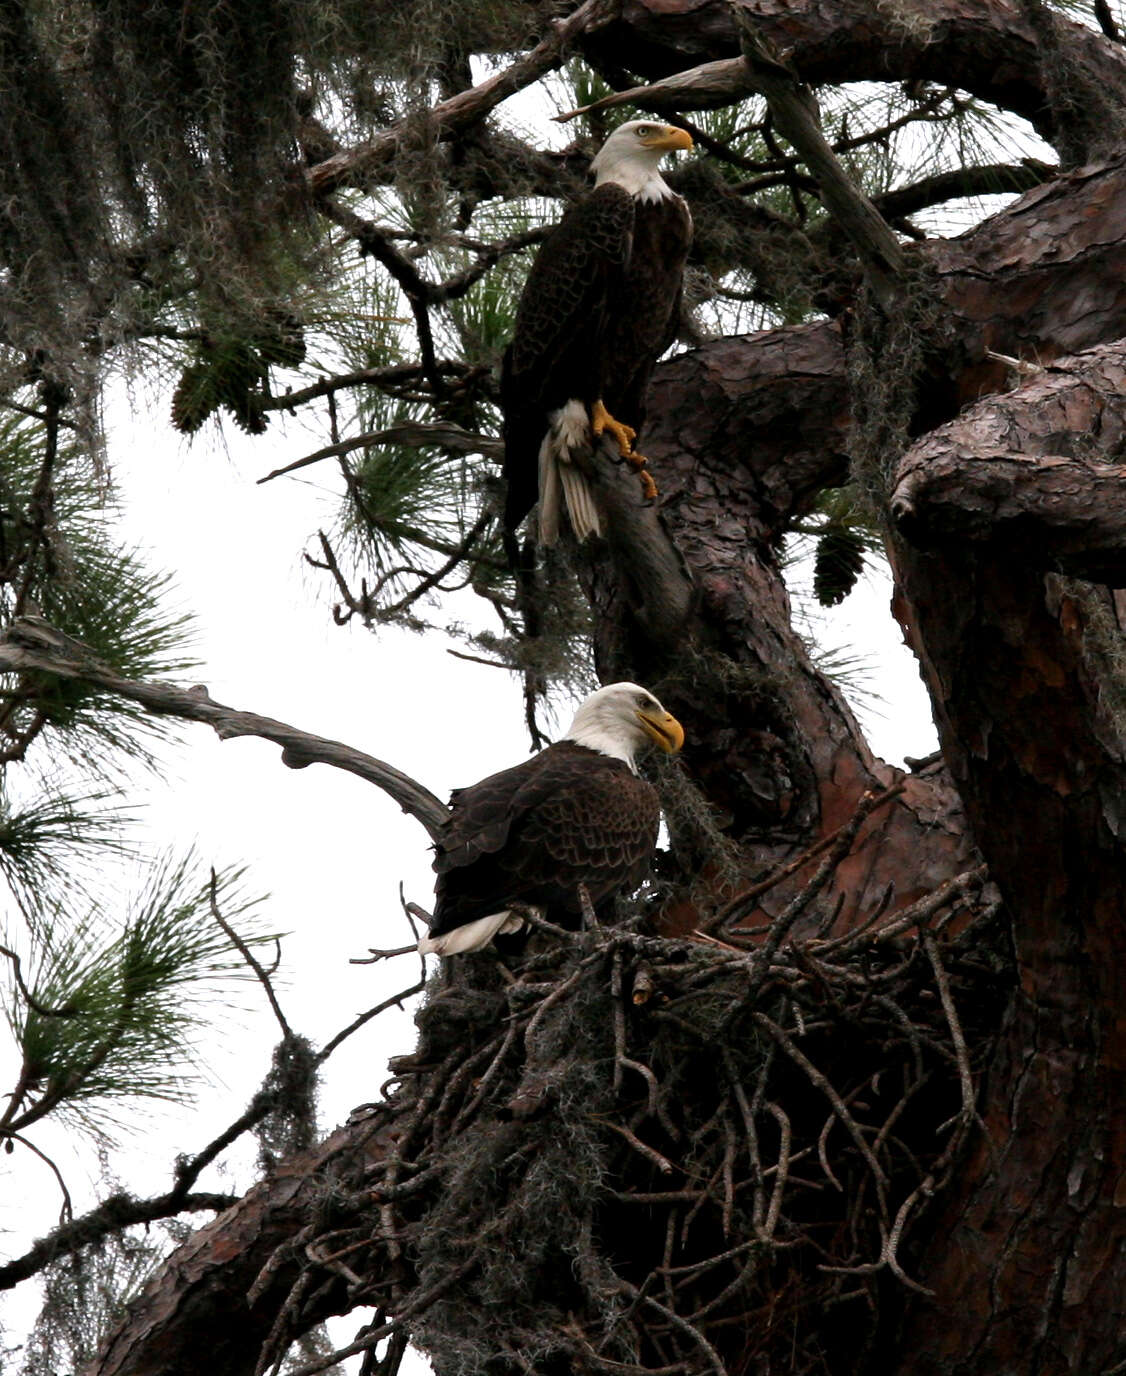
[4,857,268,1137]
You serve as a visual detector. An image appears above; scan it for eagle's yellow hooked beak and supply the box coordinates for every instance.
[637,708,685,754]
[645,126,694,153]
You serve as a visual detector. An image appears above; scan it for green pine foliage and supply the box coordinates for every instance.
[0,410,195,772]
[170,312,307,435]
[3,857,268,1138]
[345,423,477,567]
[0,781,130,919]
[0,400,275,1171]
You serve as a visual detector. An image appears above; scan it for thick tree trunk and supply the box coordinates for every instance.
[881,351,1126,1373]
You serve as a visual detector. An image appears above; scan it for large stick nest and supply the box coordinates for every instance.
[256,843,1010,1376]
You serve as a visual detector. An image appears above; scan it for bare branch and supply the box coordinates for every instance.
[319,199,445,392]
[0,618,448,840]
[0,1189,238,1291]
[873,161,1055,222]
[555,57,754,124]
[0,943,80,1018]
[208,869,293,1041]
[262,360,482,414]
[258,420,501,485]
[9,1131,73,1223]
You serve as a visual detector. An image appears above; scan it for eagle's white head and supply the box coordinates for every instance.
[590,120,694,201]
[564,681,684,770]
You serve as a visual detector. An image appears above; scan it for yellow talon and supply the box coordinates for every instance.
[623,448,659,500]
[590,400,636,458]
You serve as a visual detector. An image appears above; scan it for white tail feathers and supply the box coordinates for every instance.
[537,399,602,545]
[417,910,527,956]
[558,462,601,542]
[538,433,564,544]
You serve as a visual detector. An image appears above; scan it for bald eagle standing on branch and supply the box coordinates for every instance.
[501,121,694,545]
[419,683,684,956]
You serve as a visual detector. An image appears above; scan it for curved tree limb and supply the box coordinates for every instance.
[0,619,448,840]
[891,337,1126,584]
[0,1190,238,1293]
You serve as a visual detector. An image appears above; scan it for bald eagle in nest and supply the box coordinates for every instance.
[419,683,684,956]
[501,121,694,546]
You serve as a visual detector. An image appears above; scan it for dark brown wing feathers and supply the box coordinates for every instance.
[502,184,635,531]
[430,741,660,939]
[602,195,692,421]
[505,183,634,387]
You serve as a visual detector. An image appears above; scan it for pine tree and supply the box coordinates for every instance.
[0,2,1125,1374]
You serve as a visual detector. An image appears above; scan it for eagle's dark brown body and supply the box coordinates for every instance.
[501,183,692,534]
[428,740,660,944]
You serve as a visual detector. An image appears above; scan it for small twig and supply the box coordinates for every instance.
[817,1110,845,1193]
[619,1056,661,1120]
[281,1259,478,1376]
[316,977,427,1067]
[601,1119,677,1175]
[208,870,292,1040]
[445,648,511,671]
[614,1277,728,1376]
[922,932,976,1124]
[258,420,501,484]
[352,945,418,963]
[880,1180,937,1296]
[0,944,79,1018]
[523,966,584,1051]
[763,1102,792,1240]
[739,789,891,998]
[753,1011,889,1200]
[9,1132,73,1222]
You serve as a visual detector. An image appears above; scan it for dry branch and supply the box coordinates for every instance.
[733,13,904,302]
[0,618,448,840]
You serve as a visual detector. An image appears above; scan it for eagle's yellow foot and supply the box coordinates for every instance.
[590,400,636,458]
[623,448,659,501]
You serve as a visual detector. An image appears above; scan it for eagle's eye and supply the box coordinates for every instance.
[636,125,655,138]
